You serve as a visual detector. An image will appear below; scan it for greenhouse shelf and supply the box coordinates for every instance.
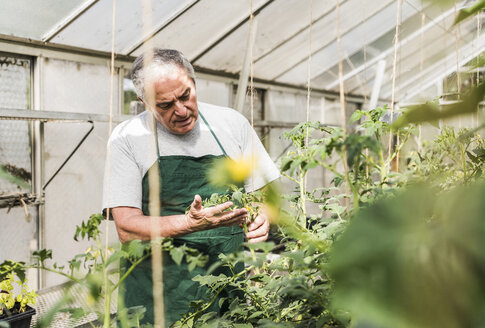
[31,282,117,328]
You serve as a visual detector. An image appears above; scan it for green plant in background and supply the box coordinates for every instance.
[0,214,207,327]
[407,127,485,189]
[0,273,37,317]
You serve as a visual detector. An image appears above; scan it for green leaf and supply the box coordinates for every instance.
[33,249,53,263]
[454,0,485,25]
[350,110,364,123]
[392,83,485,128]
[170,247,184,266]
[127,240,147,259]
[245,241,275,253]
[466,54,485,70]
[473,148,485,158]
[280,157,293,172]
[59,307,88,320]
[329,183,485,328]
[192,274,227,287]
[232,189,243,208]
[189,299,204,310]
[0,164,30,189]
[106,250,124,267]
[218,297,227,308]
[466,151,479,164]
[248,311,264,320]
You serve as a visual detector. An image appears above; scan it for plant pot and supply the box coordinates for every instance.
[0,305,36,328]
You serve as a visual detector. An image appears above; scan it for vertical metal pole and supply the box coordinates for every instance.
[437,80,443,132]
[33,55,45,289]
[261,90,270,151]
[368,60,387,110]
[234,19,258,113]
[118,67,124,115]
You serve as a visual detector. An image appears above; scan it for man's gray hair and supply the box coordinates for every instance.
[131,49,196,100]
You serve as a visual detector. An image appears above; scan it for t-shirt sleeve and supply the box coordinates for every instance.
[240,119,280,192]
[102,131,143,211]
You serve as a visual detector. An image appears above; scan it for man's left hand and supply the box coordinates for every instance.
[245,209,270,243]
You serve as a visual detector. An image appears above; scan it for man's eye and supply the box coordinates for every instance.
[158,103,172,110]
[179,91,190,101]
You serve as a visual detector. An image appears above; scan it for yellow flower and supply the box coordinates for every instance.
[226,157,253,182]
[208,156,257,186]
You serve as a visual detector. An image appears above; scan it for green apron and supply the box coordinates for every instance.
[120,112,244,326]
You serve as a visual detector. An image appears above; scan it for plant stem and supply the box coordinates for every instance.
[33,265,83,285]
[103,284,112,328]
[298,170,307,227]
[113,254,150,291]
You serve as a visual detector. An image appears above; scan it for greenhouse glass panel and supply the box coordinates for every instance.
[193,0,337,73]
[0,0,82,40]
[51,0,196,53]
[123,76,144,115]
[131,0,268,59]
[0,55,32,194]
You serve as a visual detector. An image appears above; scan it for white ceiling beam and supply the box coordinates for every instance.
[325,6,456,90]
[234,19,258,112]
[368,60,387,110]
[124,0,200,55]
[41,0,99,42]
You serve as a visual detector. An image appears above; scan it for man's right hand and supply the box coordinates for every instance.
[185,194,248,231]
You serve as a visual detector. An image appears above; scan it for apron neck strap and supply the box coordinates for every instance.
[151,110,228,157]
[152,112,161,158]
[198,111,227,156]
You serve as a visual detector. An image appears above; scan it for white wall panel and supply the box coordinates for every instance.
[195,78,231,108]
[42,59,118,287]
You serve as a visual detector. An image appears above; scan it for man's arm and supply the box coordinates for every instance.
[112,194,248,242]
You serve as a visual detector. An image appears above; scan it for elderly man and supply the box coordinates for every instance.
[103,49,279,325]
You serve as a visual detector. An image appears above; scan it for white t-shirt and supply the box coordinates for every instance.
[102,102,280,211]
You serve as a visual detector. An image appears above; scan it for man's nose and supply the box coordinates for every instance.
[173,101,187,116]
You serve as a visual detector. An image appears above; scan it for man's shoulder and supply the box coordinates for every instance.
[111,111,150,139]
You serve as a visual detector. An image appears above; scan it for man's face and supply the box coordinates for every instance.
[145,66,198,135]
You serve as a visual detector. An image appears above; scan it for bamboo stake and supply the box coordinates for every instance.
[303,0,313,225]
[104,0,116,326]
[418,13,425,152]
[454,0,462,128]
[336,0,351,211]
[249,0,255,195]
[141,0,164,326]
[476,13,480,129]
[388,0,402,162]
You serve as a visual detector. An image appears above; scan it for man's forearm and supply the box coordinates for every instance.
[112,196,248,243]
[113,209,194,242]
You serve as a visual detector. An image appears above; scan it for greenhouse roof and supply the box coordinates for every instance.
[0,0,483,102]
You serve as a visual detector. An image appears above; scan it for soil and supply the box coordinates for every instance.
[0,302,23,319]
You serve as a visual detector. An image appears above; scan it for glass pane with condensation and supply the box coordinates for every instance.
[0,56,32,194]
[0,0,82,40]
[51,0,196,53]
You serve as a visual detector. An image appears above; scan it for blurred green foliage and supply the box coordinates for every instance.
[330,182,485,328]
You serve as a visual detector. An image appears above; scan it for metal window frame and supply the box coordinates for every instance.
[41,0,100,42]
